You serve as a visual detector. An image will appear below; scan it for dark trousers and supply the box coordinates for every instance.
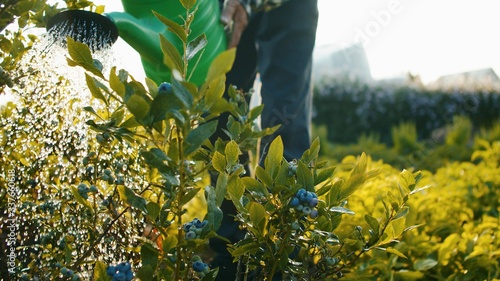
[210,0,319,280]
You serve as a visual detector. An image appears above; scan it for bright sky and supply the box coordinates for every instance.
[90,0,500,84]
[316,0,500,83]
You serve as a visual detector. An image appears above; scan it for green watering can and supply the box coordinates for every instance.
[47,0,227,86]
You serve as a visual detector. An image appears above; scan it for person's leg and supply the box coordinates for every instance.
[257,0,319,161]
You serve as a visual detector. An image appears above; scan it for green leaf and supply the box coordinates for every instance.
[410,184,431,196]
[67,36,93,65]
[399,169,416,193]
[153,11,187,43]
[255,166,273,188]
[391,217,406,238]
[296,160,313,191]
[316,183,332,198]
[162,235,178,254]
[118,185,147,212]
[364,214,380,234]
[438,233,460,265]
[227,176,245,204]
[171,78,194,108]
[215,173,228,206]
[393,206,409,220]
[184,121,218,156]
[386,247,408,259]
[145,78,158,97]
[180,187,201,205]
[136,265,154,281]
[339,173,368,202]
[66,39,104,78]
[212,151,226,173]
[205,48,236,83]
[329,206,355,215]
[315,167,336,185]
[247,202,267,235]
[159,34,183,74]
[141,243,159,268]
[120,116,140,128]
[229,241,261,257]
[146,92,173,125]
[125,94,149,119]
[201,268,219,281]
[225,140,240,167]
[248,104,264,122]
[202,74,225,110]
[264,136,284,178]
[141,148,171,169]
[205,186,223,230]
[109,66,125,98]
[180,0,196,10]
[241,177,269,197]
[94,260,112,281]
[186,33,208,61]
[414,258,438,271]
[85,73,107,105]
[146,202,161,221]
[301,137,320,164]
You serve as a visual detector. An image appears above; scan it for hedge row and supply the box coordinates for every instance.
[313,81,500,144]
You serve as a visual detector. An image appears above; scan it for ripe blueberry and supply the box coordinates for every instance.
[290,197,300,207]
[158,82,173,94]
[193,260,206,272]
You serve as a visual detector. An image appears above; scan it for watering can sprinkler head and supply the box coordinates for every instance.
[46,0,227,86]
[46,10,119,51]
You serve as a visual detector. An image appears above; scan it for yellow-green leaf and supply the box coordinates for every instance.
[159,34,183,74]
[205,48,236,83]
[125,94,149,119]
[94,260,112,281]
[67,36,93,65]
[212,151,226,173]
[387,247,408,259]
[85,73,108,105]
[225,140,240,167]
[109,66,125,98]
[153,11,187,43]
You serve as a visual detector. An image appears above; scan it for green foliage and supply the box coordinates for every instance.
[391,122,424,155]
[221,137,423,280]
[0,0,100,90]
[2,1,498,281]
[0,1,269,279]
[339,141,500,281]
[318,116,500,172]
[313,80,500,144]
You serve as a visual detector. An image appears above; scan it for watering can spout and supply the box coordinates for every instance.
[104,0,227,85]
[105,12,162,66]
[47,0,226,85]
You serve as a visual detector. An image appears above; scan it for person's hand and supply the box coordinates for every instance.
[220,0,248,48]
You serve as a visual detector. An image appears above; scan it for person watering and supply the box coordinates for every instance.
[210,0,319,279]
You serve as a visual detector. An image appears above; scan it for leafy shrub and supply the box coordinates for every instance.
[313,80,500,144]
[340,141,500,280]
[2,1,497,281]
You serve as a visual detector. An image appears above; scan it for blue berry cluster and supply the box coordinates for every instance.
[106,262,133,281]
[192,259,210,277]
[77,183,97,199]
[289,188,319,219]
[183,218,208,240]
[60,267,80,280]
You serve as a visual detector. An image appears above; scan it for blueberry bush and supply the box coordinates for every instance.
[1,0,497,281]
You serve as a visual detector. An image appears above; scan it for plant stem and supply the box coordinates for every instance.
[174,127,185,280]
[269,223,292,279]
